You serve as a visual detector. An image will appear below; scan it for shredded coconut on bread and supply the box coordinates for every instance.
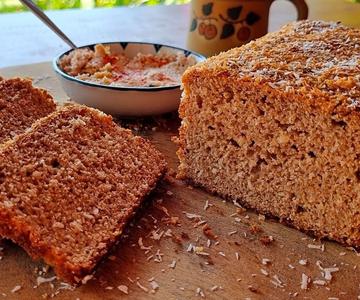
[177,20,360,246]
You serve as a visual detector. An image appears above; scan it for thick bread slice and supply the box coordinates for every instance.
[0,105,167,283]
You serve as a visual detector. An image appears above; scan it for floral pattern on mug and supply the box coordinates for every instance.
[189,2,261,42]
[219,7,261,41]
[190,3,219,40]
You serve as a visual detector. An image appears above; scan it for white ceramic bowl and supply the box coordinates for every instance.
[53,42,205,116]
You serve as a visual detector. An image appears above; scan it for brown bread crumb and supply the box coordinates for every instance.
[0,104,167,283]
[0,77,56,144]
[177,20,360,247]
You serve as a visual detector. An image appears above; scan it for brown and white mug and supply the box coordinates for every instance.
[186,0,308,57]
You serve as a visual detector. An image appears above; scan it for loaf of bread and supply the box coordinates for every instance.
[177,20,360,246]
[0,105,167,283]
[0,77,56,143]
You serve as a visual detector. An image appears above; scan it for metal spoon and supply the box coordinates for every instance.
[19,0,77,49]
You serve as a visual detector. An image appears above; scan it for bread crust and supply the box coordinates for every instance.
[177,20,360,247]
[181,20,360,120]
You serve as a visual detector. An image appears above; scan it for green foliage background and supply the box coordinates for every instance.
[0,0,189,13]
[0,0,358,13]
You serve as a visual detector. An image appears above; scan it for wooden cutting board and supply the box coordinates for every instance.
[0,63,359,300]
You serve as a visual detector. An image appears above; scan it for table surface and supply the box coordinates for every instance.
[0,1,299,68]
[0,61,360,300]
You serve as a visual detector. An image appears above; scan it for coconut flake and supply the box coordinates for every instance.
[299,259,308,266]
[316,261,339,281]
[168,260,177,269]
[187,243,194,252]
[81,274,93,284]
[184,212,203,220]
[36,276,57,286]
[150,280,160,291]
[211,285,219,292]
[301,273,310,290]
[11,286,21,293]
[164,229,173,237]
[307,244,325,251]
[138,237,152,251]
[196,287,205,297]
[272,275,285,288]
[58,282,75,291]
[203,200,210,211]
[206,239,211,248]
[136,281,149,293]
[150,230,164,241]
[313,279,327,286]
[117,285,129,294]
[154,249,163,263]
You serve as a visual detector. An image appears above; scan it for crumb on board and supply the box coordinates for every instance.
[250,224,262,234]
[259,235,274,245]
[202,224,218,240]
[248,285,259,293]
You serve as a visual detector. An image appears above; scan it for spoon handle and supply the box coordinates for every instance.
[19,0,77,49]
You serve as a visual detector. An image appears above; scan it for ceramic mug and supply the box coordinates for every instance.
[187,0,308,57]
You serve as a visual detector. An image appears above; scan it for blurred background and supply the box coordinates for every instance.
[0,0,189,13]
[1,0,359,30]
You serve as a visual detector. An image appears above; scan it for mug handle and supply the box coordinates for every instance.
[288,0,308,20]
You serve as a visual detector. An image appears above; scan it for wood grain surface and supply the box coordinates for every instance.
[0,63,359,299]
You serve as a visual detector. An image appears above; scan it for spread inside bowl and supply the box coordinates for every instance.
[59,44,197,88]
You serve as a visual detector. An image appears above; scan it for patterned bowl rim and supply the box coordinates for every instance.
[53,41,206,92]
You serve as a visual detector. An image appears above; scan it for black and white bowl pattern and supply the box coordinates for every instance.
[53,42,205,116]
